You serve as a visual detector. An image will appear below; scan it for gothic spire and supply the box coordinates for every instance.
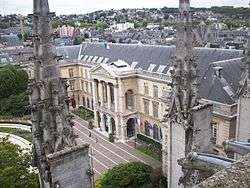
[246,24,250,94]
[169,0,198,122]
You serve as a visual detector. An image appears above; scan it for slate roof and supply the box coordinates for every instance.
[0,34,22,47]
[77,42,244,104]
[0,42,244,105]
[199,58,244,105]
[79,43,243,75]
[57,45,81,60]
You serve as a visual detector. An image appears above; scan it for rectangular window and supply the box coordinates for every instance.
[85,82,89,93]
[153,85,158,98]
[69,80,75,91]
[82,81,84,91]
[162,87,168,97]
[90,83,93,94]
[211,123,217,144]
[81,68,83,77]
[153,102,159,118]
[144,83,149,95]
[143,99,150,115]
[69,68,74,78]
[85,69,88,79]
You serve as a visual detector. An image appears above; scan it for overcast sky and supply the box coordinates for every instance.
[1,0,249,15]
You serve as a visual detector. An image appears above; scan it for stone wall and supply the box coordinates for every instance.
[194,153,250,188]
[47,145,92,188]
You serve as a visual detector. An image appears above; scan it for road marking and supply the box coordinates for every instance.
[91,156,109,170]
[74,121,145,163]
[75,127,129,163]
[93,148,119,165]
[78,137,118,166]
[93,168,101,175]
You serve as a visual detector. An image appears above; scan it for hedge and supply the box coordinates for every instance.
[72,107,94,122]
[137,133,162,149]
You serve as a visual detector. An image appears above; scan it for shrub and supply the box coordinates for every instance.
[95,162,153,188]
[108,133,115,143]
[88,120,94,129]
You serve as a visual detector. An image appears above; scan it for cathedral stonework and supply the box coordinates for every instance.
[29,1,92,187]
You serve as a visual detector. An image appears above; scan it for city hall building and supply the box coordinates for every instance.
[57,42,244,154]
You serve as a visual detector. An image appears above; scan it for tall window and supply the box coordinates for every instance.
[81,68,83,77]
[211,123,217,144]
[87,98,90,108]
[82,81,84,91]
[153,102,159,118]
[103,83,107,103]
[69,68,74,78]
[144,83,149,95]
[85,82,89,93]
[153,85,158,98]
[162,87,168,98]
[85,69,88,78]
[143,99,149,115]
[90,83,93,94]
[125,90,134,110]
[82,96,86,106]
[69,80,75,90]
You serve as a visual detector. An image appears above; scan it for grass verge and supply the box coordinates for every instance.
[0,127,32,142]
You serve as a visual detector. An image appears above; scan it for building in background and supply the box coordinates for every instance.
[56,25,80,38]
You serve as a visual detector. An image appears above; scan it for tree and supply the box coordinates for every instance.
[0,65,29,117]
[0,137,39,187]
[73,37,82,45]
[95,162,153,188]
[0,92,29,117]
[0,64,28,100]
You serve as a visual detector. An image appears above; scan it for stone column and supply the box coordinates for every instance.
[168,121,185,188]
[162,125,168,177]
[93,80,98,106]
[107,83,111,110]
[100,112,105,132]
[120,123,127,143]
[114,85,119,112]
[98,81,104,106]
[94,110,98,129]
[115,116,119,138]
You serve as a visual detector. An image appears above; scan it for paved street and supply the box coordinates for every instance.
[73,118,161,180]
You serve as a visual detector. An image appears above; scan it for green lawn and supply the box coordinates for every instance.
[0,127,32,142]
[136,144,162,161]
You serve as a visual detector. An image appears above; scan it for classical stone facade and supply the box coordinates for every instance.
[22,36,246,181]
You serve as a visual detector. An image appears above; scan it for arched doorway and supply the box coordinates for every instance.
[103,114,109,132]
[127,118,136,138]
[110,117,116,134]
[145,121,150,136]
[153,124,159,140]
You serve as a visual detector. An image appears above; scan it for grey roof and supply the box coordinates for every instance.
[0,42,244,105]
[78,42,244,104]
[199,58,244,105]
[57,45,81,60]
[79,43,243,76]
[0,34,22,47]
